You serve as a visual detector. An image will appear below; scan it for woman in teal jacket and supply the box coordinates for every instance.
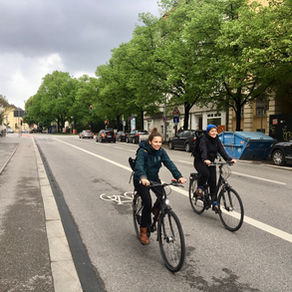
[134,128,186,245]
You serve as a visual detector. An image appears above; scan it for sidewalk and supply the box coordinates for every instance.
[0,135,82,291]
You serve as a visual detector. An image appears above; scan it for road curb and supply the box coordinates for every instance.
[0,144,18,175]
[32,137,83,292]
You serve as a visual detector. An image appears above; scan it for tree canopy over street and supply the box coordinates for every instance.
[24,0,292,132]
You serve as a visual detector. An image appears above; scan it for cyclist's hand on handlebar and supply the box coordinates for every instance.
[141,178,150,186]
[178,177,186,184]
[204,160,211,166]
[231,159,237,164]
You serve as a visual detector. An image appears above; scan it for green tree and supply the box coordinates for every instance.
[26,71,77,132]
[183,0,292,130]
[69,75,101,132]
[0,94,10,125]
[155,0,208,129]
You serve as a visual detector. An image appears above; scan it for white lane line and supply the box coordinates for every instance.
[171,186,292,243]
[176,160,286,186]
[177,159,192,165]
[113,146,134,152]
[232,171,286,186]
[56,138,132,172]
[55,138,292,244]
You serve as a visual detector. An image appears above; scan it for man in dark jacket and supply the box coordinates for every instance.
[134,128,186,245]
[194,124,236,212]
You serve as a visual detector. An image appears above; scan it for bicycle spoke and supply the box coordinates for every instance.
[189,178,205,214]
[133,194,143,239]
[159,211,185,272]
[218,188,244,232]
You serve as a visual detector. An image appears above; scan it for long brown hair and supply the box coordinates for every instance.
[148,128,163,142]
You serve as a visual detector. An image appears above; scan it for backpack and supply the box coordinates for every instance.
[191,134,203,157]
[128,147,149,171]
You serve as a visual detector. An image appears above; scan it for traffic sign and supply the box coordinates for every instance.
[173,116,179,124]
[172,106,180,116]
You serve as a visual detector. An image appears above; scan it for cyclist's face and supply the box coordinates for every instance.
[149,136,162,150]
[208,128,218,138]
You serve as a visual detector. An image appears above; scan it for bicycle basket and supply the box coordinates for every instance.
[222,164,231,179]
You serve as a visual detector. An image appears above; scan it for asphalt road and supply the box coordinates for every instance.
[35,135,292,292]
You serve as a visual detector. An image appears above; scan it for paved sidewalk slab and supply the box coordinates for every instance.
[0,136,54,291]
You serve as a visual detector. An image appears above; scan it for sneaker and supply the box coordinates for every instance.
[212,201,220,213]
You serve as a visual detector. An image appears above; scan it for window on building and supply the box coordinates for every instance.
[256,100,269,116]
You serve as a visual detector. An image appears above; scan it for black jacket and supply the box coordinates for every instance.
[198,134,231,163]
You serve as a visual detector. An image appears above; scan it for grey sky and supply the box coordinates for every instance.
[0,0,160,108]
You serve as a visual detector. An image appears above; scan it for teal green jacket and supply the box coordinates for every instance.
[134,141,182,182]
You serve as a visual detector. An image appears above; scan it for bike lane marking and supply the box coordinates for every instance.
[55,139,292,244]
[177,160,287,186]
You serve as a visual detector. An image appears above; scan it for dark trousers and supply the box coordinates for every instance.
[194,159,217,201]
[134,180,164,228]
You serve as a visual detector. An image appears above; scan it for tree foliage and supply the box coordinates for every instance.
[24,0,291,132]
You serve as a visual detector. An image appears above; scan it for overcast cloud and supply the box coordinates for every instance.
[0,0,160,108]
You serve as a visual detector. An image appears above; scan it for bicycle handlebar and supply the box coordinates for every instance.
[146,180,184,188]
[208,161,234,167]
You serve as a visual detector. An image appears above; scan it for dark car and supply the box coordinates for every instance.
[269,140,292,166]
[96,129,116,143]
[79,130,94,139]
[168,130,206,152]
[126,130,148,144]
[116,131,126,142]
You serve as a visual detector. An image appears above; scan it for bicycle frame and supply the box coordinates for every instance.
[147,184,173,240]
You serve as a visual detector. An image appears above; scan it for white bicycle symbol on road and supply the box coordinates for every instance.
[99,191,135,205]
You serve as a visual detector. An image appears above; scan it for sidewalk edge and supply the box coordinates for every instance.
[0,145,18,175]
[32,137,83,292]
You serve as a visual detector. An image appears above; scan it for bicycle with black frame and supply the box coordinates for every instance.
[189,161,244,232]
[132,179,185,272]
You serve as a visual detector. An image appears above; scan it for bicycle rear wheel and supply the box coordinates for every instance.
[218,188,244,232]
[189,177,205,214]
[158,210,185,272]
[132,192,143,239]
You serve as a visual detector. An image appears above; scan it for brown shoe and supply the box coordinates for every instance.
[140,227,150,245]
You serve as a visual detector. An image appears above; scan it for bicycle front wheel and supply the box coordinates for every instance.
[132,192,143,239]
[218,188,244,232]
[189,178,205,214]
[158,210,185,272]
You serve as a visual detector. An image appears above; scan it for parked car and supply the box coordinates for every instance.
[116,131,126,142]
[79,130,94,139]
[30,127,43,133]
[126,130,148,144]
[168,129,206,152]
[96,128,116,143]
[269,140,292,166]
[7,127,14,134]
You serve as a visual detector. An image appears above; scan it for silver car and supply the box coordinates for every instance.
[79,130,94,139]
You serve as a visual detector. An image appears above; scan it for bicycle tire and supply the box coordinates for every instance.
[132,193,143,239]
[158,210,185,272]
[218,188,244,232]
[189,178,205,214]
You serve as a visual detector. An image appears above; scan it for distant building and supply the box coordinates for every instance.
[3,107,29,133]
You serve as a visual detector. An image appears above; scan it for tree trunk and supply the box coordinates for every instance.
[116,114,121,130]
[183,102,192,130]
[235,100,242,131]
[140,109,144,131]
